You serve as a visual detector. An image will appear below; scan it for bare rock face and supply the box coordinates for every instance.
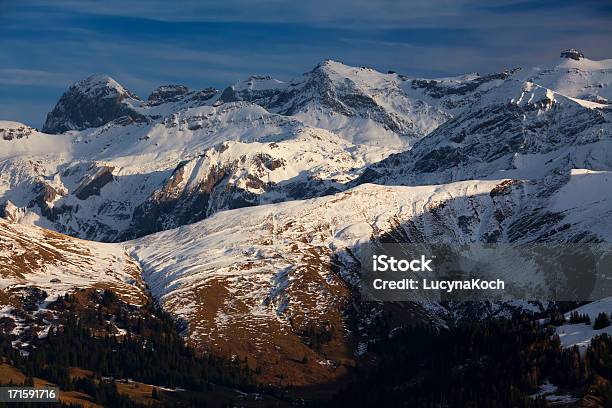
[560,48,585,60]
[147,85,189,105]
[0,201,24,222]
[123,151,314,239]
[28,180,64,219]
[42,74,146,133]
[73,166,115,200]
[127,160,229,238]
[0,123,37,140]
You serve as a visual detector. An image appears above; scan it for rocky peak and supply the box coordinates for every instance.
[71,74,139,101]
[217,75,284,105]
[42,74,145,134]
[147,84,189,104]
[314,59,349,72]
[0,121,37,140]
[310,59,381,82]
[560,48,585,61]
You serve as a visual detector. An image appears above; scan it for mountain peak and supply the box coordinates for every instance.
[311,59,390,83]
[42,74,144,133]
[314,59,355,73]
[560,48,585,61]
[147,84,189,103]
[79,73,119,85]
[72,74,129,94]
[318,58,343,66]
[72,74,135,99]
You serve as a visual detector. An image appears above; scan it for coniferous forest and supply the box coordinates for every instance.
[4,291,612,407]
[0,290,257,407]
[330,314,612,408]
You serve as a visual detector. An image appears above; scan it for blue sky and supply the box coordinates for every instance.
[1,0,611,129]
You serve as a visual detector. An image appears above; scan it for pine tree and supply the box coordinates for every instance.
[594,312,611,330]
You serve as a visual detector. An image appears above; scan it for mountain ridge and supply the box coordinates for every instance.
[3,52,612,387]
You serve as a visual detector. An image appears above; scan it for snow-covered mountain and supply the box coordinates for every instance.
[1,101,392,241]
[127,164,612,383]
[123,128,387,239]
[5,59,515,241]
[520,50,612,104]
[40,60,517,148]
[217,60,517,147]
[42,74,146,134]
[357,79,612,186]
[2,52,612,386]
[128,180,505,385]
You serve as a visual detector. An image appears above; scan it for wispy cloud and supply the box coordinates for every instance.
[0,69,74,86]
[12,0,468,27]
[10,0,612,29]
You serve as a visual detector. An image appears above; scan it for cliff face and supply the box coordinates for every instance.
[42,74,146,134]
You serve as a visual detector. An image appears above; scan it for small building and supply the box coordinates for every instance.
[560,48,585,60]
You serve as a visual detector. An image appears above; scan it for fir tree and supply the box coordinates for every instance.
[594,312,611,330]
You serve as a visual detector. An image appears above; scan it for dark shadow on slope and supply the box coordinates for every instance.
[350,95,612,188]
[119,167,347,241]
[293,172,611,403]
[18,168,174,242]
